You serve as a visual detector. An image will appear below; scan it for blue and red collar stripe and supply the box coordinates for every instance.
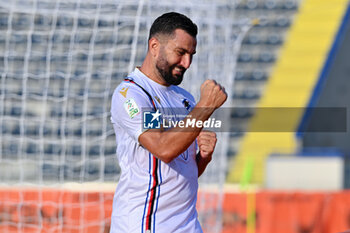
[124,78,157,110]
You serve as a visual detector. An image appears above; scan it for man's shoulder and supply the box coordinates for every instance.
[113,78,149,101]
[111,78,153,123]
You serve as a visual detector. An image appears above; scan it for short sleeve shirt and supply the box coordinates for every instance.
[110,68,202,233]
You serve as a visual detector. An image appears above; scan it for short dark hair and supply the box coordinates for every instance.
[149,12,198,40]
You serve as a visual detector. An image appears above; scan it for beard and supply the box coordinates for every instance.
[155,53,186,86]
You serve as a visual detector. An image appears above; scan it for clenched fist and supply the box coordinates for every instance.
[197,130,217,162]
[198,80,227,109]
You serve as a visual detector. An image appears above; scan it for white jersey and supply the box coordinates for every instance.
[110,68,202,233]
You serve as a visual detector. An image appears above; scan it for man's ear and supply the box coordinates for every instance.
[148,37,160,57]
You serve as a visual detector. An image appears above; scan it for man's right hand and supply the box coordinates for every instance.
[198,80,227,109]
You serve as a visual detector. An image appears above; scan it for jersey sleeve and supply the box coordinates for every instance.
[110,82,154,142]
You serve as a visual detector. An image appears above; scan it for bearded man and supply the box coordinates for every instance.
[110,12,227,233]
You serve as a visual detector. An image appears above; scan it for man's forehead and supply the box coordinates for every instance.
[169,29,197,52]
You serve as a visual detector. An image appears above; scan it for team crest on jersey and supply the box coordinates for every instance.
[119,87,129,98]
[182,99,191,111]
[123,98,140,119]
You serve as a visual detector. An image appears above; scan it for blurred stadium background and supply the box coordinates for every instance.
[0,0,349,232]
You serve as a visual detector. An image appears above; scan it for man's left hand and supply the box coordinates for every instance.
[197,131,217,162]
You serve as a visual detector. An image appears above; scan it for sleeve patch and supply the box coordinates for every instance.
[119,87,129,98]
[123,98,140,119]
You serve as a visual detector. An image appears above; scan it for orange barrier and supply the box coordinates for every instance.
[223,191,350,233]
[0,189,113,232]
[1,188,350,233]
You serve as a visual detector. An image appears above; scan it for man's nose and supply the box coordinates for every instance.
[180,54,192,69]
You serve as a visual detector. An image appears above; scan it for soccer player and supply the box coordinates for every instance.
[110,12,227,233]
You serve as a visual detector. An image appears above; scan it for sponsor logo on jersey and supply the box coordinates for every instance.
[124,98,140,119]
[119,87,129,98]
[154,96,161,104]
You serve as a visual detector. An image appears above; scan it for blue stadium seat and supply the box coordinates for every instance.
[105,146,116,155]
[56,128,69,136]
[12,34,26,43]
[73,107,83,117]
[74,69,85,77]
[90,106,104,116]
[48,88,65,98]
[11,106,22,117]
[283,1,298,10]
[235,71,248,81]
[275,17,291,27]
[104,162,119,174]
[91,72,102,79]
[258,51,276,63]
[52,33,69,43]
[243,34,261,45]
[42,163,59,178]
[238,52,253,62]
[15,89,23,96]
[266,34,282,45]
[71,145,82,156]
[264,0,277,9]
[87,163,99,175]
[88,128,102,136]
[43,126,52,136]
[231,108,255,119]
[1,124,9,134]
[229,130,245,138]
[56,16,73,27]
[233,90,260,100]
[31,34,46,44]
[12,125,20,135]
[44,144,62,155]
[0,16,7,28]
[77,88,85,97]
[98,19,112,28]
[246,0,258,9]
[89,145,100,156]
[25,126,39,136]
[4,143,19,155]
[74,128,82,136]
[76,53,88,61]
[251,70,268,81]
[51,108,63,117]
[34,15,45,26]
[13,15,31,30]
[78,18,94,28]
[26,143,38,154]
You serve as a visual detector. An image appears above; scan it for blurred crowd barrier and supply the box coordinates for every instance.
[223,191,350,233]
[0,188,349,233]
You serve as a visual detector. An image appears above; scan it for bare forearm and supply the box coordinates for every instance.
[139,103,214,163]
